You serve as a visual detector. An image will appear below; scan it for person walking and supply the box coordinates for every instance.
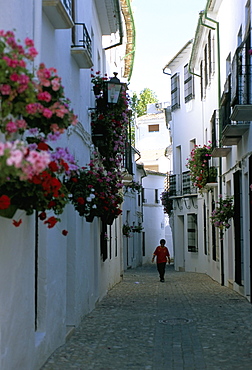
[152,239,171,282]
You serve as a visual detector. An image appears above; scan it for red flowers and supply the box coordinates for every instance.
[13,219,22,227]
[38,211,47,220]
[31,171,61,197]
[44,216,58,228]
[37,142,50,151]
[0,195,11,209]
[77,197,85,205]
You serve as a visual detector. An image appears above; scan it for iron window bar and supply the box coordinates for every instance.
[231,34,252,107]
[62,0,72,16]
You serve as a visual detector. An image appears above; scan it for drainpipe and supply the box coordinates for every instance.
[189,0,224,285]
[104,0,124,50]
[204,0,224,287]
[162,66,171,76]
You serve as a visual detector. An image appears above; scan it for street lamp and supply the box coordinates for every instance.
[105,72,123,104]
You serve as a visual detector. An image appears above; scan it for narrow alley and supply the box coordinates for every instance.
[41,264,252,370]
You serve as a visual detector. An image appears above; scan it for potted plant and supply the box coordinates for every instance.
[124,180,142,194]
[186,143,212,192]
[25,63,78,141]
[207,166,218,183]
[210,195,234,230]
[90,69,108,95]
[131,222,143,233]
[0,144,76,228]
[0,140,50,218]
[160,190,173,216]
[122,222,131,237]
[65,155,124,223]
[0,30,37,138]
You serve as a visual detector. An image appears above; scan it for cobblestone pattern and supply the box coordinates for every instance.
[41,264,252,370]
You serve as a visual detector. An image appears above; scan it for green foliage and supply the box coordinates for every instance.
[161,190,173,216]
[186,143,213,192]
[210,195,234,230]
[132,88,158,117]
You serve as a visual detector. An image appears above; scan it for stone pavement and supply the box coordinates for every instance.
[41,264,252,370]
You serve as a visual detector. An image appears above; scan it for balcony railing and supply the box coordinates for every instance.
[123,141,133,175]
[71,23,93,68]
[62,0,72,15]
[169,171,197,197]
[230,34,252,121]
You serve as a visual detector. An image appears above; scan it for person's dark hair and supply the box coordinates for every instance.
[160,239,166,244]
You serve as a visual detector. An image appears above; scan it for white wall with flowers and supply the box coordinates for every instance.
[0,0,130,369]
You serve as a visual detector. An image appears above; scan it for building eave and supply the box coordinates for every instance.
[163,39,193,72]
[120,0,135,81]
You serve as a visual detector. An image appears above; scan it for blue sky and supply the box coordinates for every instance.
[128,0,207,102]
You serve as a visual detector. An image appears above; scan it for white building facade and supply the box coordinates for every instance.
[165,0,252,300]
[135,106,173,263]
[0,1,136,369]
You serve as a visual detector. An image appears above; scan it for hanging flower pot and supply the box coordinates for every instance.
[85,211,96,223]
[106,214,116,225]
[0,204,18,219]
[207,166,218,183]
[93,85,102,96]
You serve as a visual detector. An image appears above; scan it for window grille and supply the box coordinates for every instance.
[184,64,194,103]
[171,73,180,111]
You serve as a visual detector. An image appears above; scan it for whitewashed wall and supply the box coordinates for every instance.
[0,1,126,369]
[168,0,252,296]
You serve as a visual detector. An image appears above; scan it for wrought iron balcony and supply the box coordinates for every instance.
[71,23,93,69]
[42,0,74,29]
[169,171,197,197]
[229,34,252,125]
[123,141,133,175]
[211,109,231,157]
[218,39,251,146]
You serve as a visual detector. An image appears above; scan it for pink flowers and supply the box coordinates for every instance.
[37,91,52,102]
[0,140,50,183]
[0,31,77,140]
[42,108,53,118]
[0,84,11,95]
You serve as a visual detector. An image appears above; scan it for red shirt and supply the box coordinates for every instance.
[153,246,170,263]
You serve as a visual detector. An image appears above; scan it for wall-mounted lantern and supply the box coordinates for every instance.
[105,72,123,104]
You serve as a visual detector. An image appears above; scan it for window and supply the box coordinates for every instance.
[203,201,207,255]
[187,214,198,252]
[204,44,208,88]
[245,0,251,35]
[208,31,212,78]
[100,220,108,261]
[200,61,204,100]
[142,188,146,203]
[148,124,159,132]
[171,73,180,111]
[155,189,159,203]
[184,64,194,103]
[142,232,145,256]
[226,53,231,78]
[212,199,217,261]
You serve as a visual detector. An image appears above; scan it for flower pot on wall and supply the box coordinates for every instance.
[93,85,102,96]
[106,214,116,225]
[0,205,18,219]
[85,212,95,223]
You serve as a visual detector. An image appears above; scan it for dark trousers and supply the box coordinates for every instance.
[157,262,166,280]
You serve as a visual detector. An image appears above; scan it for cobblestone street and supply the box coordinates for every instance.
[41,264,252,370]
